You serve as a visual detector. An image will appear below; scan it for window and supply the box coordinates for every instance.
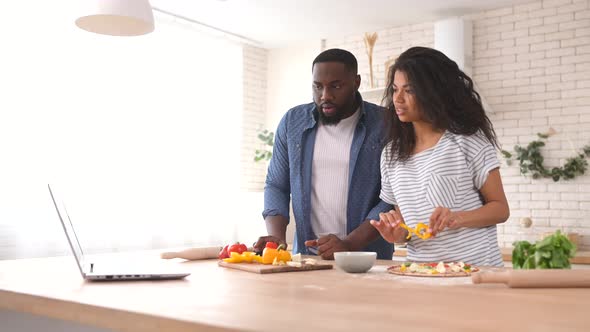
[0,3,265,259]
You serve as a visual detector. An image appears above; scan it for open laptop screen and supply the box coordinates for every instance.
[48,184,87,275]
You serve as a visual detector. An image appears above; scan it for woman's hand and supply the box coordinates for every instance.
[370,209,409,244]
[428,207,464,236]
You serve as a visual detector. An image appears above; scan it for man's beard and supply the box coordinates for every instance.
[318,107,344,125]
[317,94,358,125]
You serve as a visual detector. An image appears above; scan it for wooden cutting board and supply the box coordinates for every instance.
[218,260,333,274]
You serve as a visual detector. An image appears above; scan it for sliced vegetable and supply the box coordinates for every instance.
[251,255,263,263]
[262,244,291,265]
[398,223,413,240]
[222,251,263,264]
[399,222,432,240]
[414,223,431,239]
[228,242,248,256]
[240,251,256,263]
[277,248,291,262]
[223,251,244,263]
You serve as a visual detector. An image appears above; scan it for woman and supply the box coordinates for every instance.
[370,47,509,266]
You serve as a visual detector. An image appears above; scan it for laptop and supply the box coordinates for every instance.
[48,184,191,281]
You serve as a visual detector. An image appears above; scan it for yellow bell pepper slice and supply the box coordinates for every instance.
[262,247,278,264]
[414,223,431,240]
[262,244,291,265]
[223,252,243,263]
[277,250,291,262]
[399,223,413,240]
[223,251,263,264]
[241,251,255,263]
[399,222,431,240]
[251,255,263,263]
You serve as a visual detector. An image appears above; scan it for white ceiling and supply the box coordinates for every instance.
[149,0,536,48]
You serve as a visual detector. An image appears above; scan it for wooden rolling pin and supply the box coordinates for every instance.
[472,269,590,288]
[161,246,223,260]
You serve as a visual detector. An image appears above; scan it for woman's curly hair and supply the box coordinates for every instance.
[382,46,498,162]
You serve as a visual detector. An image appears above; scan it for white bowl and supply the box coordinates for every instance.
[334,252,377,273]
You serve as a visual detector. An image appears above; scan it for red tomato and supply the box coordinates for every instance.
[238,243,248,253]
[228,242,247,255]
[218,245,229,259]
[265,242,278,249]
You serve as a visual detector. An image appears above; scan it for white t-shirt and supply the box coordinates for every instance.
[380,131,503,267]
[310,108,361,240]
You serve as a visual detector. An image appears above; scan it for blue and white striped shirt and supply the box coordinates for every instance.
[380,131,503,266]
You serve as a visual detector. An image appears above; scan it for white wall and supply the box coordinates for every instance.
[263,41,322,243]
[470,0,590,248]
[326,23,435,92]
[241,45,270,192]
[243,41,321,192]
[266,41,322,129]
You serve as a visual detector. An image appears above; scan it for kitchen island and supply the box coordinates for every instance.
[1,253,589,332]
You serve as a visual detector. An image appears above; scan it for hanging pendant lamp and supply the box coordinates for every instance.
[75,0,155,36]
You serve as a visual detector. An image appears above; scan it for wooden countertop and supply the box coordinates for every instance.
[1,253,590,332]
[393,247,590,265]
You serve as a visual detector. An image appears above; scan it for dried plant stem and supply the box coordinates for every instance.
[363,32,378,88]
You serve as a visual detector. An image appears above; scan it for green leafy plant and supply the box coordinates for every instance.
[501,132,590,182]
[512,230,576,269]
[254,129,274,162]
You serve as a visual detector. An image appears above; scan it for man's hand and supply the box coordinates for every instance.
[304,234,350,260]
[253,235,287,254]
[369,209,408,244]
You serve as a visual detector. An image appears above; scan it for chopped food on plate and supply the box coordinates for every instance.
[389,261,478,277]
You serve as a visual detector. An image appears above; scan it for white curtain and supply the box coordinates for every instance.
[0,2,265,259]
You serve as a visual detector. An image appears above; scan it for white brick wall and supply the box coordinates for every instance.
[475,0,590,250]
[323,0,590,250]
[241,45,269,191]
[325,22,435,95]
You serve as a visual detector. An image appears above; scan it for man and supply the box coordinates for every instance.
[254,48,393,260]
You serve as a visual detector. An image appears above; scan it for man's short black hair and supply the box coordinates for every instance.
[312,48,358,74]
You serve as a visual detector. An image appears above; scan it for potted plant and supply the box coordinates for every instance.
[254,129,274,162]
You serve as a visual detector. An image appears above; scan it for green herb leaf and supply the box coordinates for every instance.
[501,134,590,182]
[511,230,576,270]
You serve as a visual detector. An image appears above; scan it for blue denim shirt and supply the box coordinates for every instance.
[263,93,394,259]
